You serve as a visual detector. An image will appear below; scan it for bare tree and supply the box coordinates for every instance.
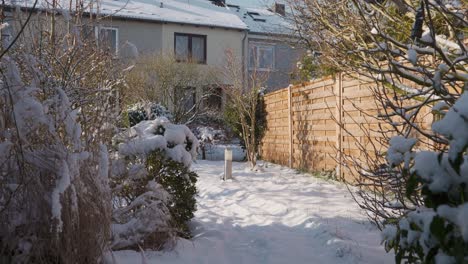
[289,0,466,224]
[222,49,268,169]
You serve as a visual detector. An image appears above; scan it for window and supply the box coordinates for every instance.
[249,43,275,70]
[97,27,118,54]
[205,87,222,110]
[174,33,206,64]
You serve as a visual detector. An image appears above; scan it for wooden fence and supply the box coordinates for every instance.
[260,73,433,182]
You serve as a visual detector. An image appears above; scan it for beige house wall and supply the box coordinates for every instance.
[161,23,244,84]
[5,10,246,85]
[97,20,245,84]
[98,18,163,55]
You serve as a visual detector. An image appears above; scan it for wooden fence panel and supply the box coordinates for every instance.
[259,73,433,182]
[260,89,290,166]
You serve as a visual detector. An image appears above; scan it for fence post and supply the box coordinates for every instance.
[288,85,293,168]
[335,73,343,180]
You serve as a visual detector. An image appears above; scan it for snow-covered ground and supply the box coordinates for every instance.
[115,161,393,264]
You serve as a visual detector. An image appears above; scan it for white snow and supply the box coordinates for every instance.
[232,5,294,35]
[407,47,418,65]
[432,93,468,161]
[51,160,71,231]
[411,151,467,193]
[114,160,392,264]
[116,118,199,167]
[386,136,417,168]
[438,203,468,241]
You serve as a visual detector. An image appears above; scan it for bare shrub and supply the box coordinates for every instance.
[123,53,220,124]
[222,49,268,169]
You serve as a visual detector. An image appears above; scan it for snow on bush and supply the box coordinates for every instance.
[110,118,198,249]
[194,126,228,160]
[146,150,197,238]
[0,56,112,262]
[195,126,228,143]
[125,101,173,127]
[383,93,468,263]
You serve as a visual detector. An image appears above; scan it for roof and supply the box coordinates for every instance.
[224,2,294,35]
[8,0,295,34]
[98,0,247,29]
[8,0,248,30]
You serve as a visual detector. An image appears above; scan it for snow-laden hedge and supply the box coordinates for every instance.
[383,93,468,263]
[110,118,199,250]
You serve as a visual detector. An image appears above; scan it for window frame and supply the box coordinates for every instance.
[249,42,275,71]
[174,33,207,64]
[95,26,119,55]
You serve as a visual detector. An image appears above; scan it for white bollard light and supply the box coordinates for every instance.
[224,147,233,180]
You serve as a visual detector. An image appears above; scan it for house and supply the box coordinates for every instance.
[4,0,301,97]
[224,1,303,91]
[93,0,302,91]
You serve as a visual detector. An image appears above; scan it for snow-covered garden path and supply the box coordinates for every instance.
[115,161,393,264]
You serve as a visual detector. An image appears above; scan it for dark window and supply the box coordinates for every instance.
[174,33,207,64]
[249,43,275,70]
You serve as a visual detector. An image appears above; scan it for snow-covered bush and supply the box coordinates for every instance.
[0,7,126,261]
[194,126,228,160]
[111,118,198,249]
[0,55,114,262]
[382,94,468,263]
[125,101,173,127]
[147,150,197,238]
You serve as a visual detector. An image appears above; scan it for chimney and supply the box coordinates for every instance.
[274,2,285,16]
[210,0,226,7]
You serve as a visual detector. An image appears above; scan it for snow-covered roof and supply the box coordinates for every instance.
[8,0,295,34]
[224,3,294,35]
[8,0,248,30]
[98,0,247,29]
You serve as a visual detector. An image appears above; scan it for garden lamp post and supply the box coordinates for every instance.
[224,147,232,180]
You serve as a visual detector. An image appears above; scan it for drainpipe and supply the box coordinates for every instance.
[241,29,248,91]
